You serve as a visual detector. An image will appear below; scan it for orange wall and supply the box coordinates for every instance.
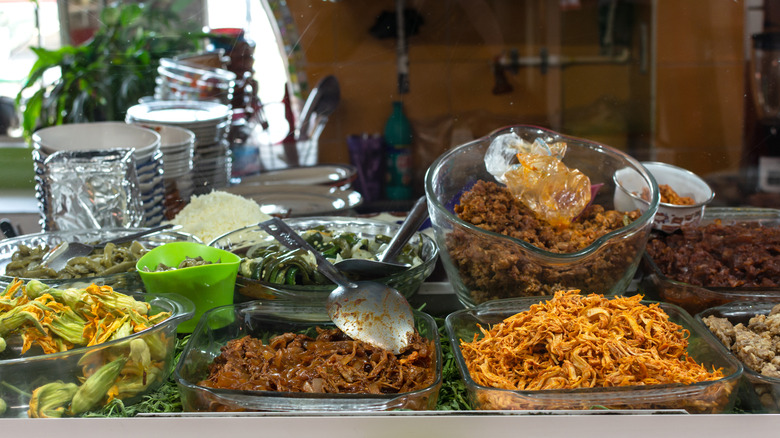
[653,0,745,176]
[285,0,745,195]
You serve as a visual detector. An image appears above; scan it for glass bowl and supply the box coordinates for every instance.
[696,301,780,413]
[445,296,743,412]
[0,287,194,418]
[640,207,780,315]
[174,301,442,412]
[208,216,438,304]
[0,227,202,291]
[425,125,659,308]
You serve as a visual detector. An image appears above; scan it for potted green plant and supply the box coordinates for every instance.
[15,0,204,139]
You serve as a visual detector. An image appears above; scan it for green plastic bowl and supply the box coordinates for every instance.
[136,242,240,333]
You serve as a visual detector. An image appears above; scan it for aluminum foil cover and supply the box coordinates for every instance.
[41,149,144,231]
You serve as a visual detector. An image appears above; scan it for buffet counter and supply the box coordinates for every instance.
[3,411,780,438]
[3,283,780,438]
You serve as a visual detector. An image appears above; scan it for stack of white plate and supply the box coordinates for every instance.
[129,123,196,220]
[31,122,166,227]
[126,101,232,195]
[130,123,195,179]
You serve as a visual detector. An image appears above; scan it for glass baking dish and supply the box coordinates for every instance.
[445,296,743,413]
[697,301,780,413]
[640,207,780,315]
[0,227,201,291]
[0,288,194,418]
[174,301,442,412]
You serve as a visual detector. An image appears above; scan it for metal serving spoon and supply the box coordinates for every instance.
[42,223,176,272]
[258,217,415,354]
[334,196,429,278]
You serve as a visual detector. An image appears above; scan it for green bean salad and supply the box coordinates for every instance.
[238,227,424,285]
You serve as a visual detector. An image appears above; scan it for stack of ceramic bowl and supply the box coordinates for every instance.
[130,123,196,219]
[126,101,233,194]
[31,122,166,228]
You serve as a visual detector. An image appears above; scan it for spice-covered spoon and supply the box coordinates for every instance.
[258,217,415,354]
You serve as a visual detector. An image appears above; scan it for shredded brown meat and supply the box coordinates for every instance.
[199,328,436,395]
[447,180,645,302]
[646,221,780,288]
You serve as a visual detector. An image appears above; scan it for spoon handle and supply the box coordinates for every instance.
[97,223,177,248]
[258,218,355,288]
[381,196,428,262]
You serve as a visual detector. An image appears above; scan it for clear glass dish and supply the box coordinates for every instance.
[0,227,201,291]
[0,289,195,418]
[425,125,659,308]
[208,216,438,303]
[696,301,780,413]
[445,296,743,413]
[174,301,442,412]
[640,207,780,315]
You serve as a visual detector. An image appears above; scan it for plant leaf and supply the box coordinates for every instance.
[119,3,144,27]
[20,88,44,138]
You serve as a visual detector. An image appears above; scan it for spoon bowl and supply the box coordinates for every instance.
[258,217,415,354]
[334,196,428,278]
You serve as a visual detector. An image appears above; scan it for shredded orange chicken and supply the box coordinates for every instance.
[460,290,723,390]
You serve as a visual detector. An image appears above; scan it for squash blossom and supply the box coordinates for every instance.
[2,279,175,416]
[0,279,169,354]
[69,357,127,415]
[28,382,79,418]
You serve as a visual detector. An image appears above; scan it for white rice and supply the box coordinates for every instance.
[167,190,271,244]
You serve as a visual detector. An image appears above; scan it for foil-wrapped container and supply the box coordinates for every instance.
[38,149,144,231]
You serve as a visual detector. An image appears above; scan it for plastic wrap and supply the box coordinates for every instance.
[486,132,591,227]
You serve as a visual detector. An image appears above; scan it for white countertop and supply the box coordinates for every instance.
[1,412,778,438]
[0,189,40,236]
[0,189,37,214]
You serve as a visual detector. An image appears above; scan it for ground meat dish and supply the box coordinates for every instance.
[641,184,696,205]
[703,308,780,378]
[199,327,436,395]
[645,221,780,288]
[703,304,780,410]
[456,180,640,253]
[659,184,696,205]
[448,180,645,303]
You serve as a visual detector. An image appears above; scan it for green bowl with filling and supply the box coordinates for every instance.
[136,242,240,333]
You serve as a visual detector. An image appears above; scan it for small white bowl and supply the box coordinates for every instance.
[614,161,714,232]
